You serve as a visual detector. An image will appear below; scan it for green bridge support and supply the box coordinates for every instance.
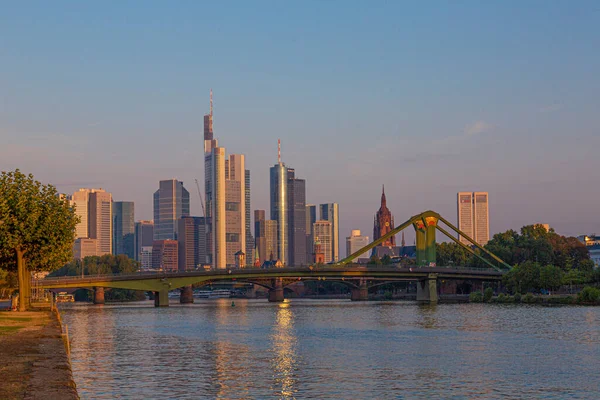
[416,273,438,304]
[154,290,169,307]
[268,278,284,302]
[180,285,194,304]
[414,222,427,266]
[351,280,368,301]
[425,220,437,265]
[93,287,105,305]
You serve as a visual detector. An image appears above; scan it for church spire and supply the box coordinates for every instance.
[381,184,387,207]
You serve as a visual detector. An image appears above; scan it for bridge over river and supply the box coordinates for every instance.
[40,265,503,306]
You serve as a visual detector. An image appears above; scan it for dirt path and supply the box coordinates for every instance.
[0,311,79,400]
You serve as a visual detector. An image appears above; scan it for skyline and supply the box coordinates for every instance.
[2,2,600,250]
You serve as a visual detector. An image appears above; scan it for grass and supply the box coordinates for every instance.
[0,325,24,335]
[0,316,33,322]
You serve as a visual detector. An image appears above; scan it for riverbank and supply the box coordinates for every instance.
[0,309,78,399]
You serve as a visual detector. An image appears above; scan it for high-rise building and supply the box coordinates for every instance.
[152,240,178,271]
[210,147,227,269]
[306,204,317,260]
[88,190,113,255]
[178,216,207,271]
[288,169,307,266]
[270,156,288,265]
[265,220,278,262]
[71,189,91,239]
[73,238,98,260]
[153,179,190,241]
[134,220,154,262]
[319,203,339,262]
[457,192,489,245]
[346,230,369,262]
[254,210,267,263]
[139,246,153,271]
[113,201,135,259]
[245,170,253,266]
[373,186,395,246]
[313,220,332,263]
[225,154,246,267]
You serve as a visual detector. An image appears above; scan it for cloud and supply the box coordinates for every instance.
[538,104,562,113]
[464,120,492,137]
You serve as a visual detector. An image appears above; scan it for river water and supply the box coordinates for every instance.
[59,299,600,399]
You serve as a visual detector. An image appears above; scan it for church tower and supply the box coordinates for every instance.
[373,185,396,246]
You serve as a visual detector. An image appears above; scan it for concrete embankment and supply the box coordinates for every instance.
[0,308,78,400]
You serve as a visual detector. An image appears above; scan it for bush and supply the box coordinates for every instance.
[513,293,521,303]
[383,291,393,300]
[469,291,483,303]
[483,287,494,302]
[577,286,600,304]
[496,293,506,302]
[522,292,539,304]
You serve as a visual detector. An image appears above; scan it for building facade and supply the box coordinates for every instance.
[313,220,333,263]
[254,210,267,263]
[306,204,317,260]
[73,238,98,260]
[134,220,154,262]
[457,191,490,245]
[265,220,278,261]
[270,162,288,264]
[288,170,307,266]
[88,190,113,255]
[346,230,369,263]
[245,169,253,266]
[153,179,190,241]
[319,203,339,262]
[177,216,207,271]
[152,240,178,272]
[224,154,246,267]
[113,201,135,259]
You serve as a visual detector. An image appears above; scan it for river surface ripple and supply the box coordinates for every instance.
[59,300,600,399]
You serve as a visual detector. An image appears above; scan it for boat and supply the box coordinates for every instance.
[209,289,232,299]
[55,292,75,303]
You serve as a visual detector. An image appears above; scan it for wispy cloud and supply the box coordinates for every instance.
[464,120,492,136]
[538,104,562,113]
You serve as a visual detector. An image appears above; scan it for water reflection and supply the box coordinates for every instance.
[270,301,299,399]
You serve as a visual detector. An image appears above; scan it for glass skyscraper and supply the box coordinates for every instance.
[113,201,135,259]
[320,203,339,262]
[153,179,190,241]
[270,162,288,264]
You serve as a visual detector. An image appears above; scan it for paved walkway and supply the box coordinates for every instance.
[0,310,78,399]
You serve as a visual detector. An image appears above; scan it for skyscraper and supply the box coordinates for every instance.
[319,203,339,262]
[457,192,489,245]
[88,189,113,255]
[113,201,135,259]
[288,170,307,266]
[265,220,278,262]
[245,170,253,265]
[270,144,288,264]
[134,220,154,261]
[152,240,178,271]
[373,186,395,246]
[346,230,369,262]
[210,147,227,268]
[178,216,207,271]
[71,189,91,239]
[153,179,190,241]
[305,204,317,260]
[225,154,246,267]
[254,209,267,263]
[313,220,332,263]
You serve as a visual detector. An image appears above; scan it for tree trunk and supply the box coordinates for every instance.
[16,247,27,312]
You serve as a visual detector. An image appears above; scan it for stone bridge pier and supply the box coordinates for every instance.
[351,279,368,301]
[416,273,438,304]
[154,290,169,307]
[268,278,284,302]
[180,285,194,304]
[93,287,105,304]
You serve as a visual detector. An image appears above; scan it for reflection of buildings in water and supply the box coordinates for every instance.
[416,303,439,330]
[270,302,299,399]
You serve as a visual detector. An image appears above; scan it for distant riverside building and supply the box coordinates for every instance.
[134,220,154,262]
[319,203,339,262]
[265,220,278,261]
[288,169,307,266]
[178,216,207,271]
[225,154,246,267]
[70,188,112,256]
[270,155,288,264]
[71,189,91,239]
[153,179,190,241]
[113,201,135,259]
[305,204,317,260]
[577,235,600,268]
[152,240,178,271]
[313,220,332,263]
[139,246,153,271]
[346,230,369,262]
[254,210,267,263]
[245,170,254,266]
[457,192,490,245]
[73,238,98,260]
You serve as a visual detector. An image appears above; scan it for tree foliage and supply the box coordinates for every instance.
[49,254,140,277]
[436,242,471,266]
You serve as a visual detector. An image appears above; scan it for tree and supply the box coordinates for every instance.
[0,170,78,310]
[381,254,392,265]
[539,265,563,291]
[368,254,382,266]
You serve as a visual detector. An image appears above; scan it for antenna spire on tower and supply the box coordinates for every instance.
[210,88,213,116]
[278,139,281,164]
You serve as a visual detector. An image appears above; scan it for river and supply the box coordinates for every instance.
[59,299,600,399]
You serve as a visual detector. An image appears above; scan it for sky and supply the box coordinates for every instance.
[1,1,599,253]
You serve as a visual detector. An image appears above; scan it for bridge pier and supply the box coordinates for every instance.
[93,287,105,305]
[154,290,169,307]
[417,273,438,304]
[180,285,194,304]
[268,278,284,302]
[351,281,368,301]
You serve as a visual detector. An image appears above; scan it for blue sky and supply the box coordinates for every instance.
[1,1,599,250]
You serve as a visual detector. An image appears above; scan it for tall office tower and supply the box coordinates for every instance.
[313,220,333,263]
[113,201,135,259]
[134,220,154,262]
[210,147,227,268]
[223,154,246,267]
[305,204,317,259]
[288,172,307,266]
[73,238,98,260]
[458,192,489,245]
[204,91,218,264]
[254,210,267,263]
[153,179,190,241]
[204,89,213,141]
[270,141,288,265]
[319,203,339,262]
[373,186,395,246]
[88,190,113,255]
[265,220,278,261]
[245,170,254,265]
[152,240,178,271]
[178,216,207,271]
[71,189,91,238]
[139,247,153,271]
[346,230,369,263]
